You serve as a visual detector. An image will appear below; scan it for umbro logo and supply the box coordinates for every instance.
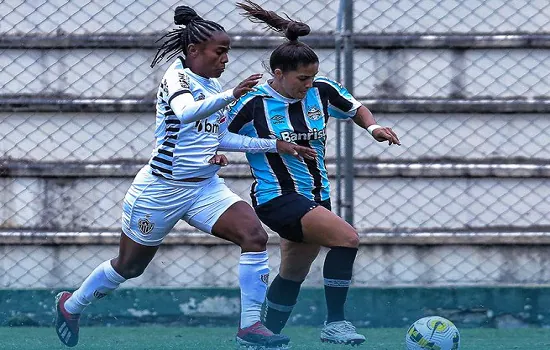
[260,273,269,285]
[271,115,285,125]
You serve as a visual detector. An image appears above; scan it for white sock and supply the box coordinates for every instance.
[64,260,126,315]
[239,251,269,328]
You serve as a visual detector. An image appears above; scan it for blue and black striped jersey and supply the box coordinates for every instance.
[227,76,361,206]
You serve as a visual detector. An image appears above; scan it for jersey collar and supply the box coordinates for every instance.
[263,80,301,104]
[184,67,213,86]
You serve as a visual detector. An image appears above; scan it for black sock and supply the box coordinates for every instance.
[262,275,302,334]
[323,246,358,323]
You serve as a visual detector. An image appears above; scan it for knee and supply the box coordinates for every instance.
[340,231,360,248]
[239,224,268,252]
[112,259,147,279]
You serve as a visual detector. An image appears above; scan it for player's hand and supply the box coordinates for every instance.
[233,74,263,99]
[372,126,401,145]
[276,140,317,161]
[209,154,229,166]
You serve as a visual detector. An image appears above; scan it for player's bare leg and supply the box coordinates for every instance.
[263,239,319,335]
[55,233,158,347]
[301,207,366,346]
[213,201,291,349]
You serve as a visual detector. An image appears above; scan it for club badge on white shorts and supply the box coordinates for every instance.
[138,214,155,235]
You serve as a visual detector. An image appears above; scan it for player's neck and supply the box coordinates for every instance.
[268,80,291,99]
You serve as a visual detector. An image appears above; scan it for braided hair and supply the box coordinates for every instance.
[151,6,226,68]
[236,0,318,73]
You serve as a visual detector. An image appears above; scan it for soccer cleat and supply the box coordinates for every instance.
[320,320,366,346]
[236,321,291,349]
[55,291,80,347]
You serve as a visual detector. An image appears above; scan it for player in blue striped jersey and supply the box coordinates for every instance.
[231,1,401,346]
[54,5,315,349]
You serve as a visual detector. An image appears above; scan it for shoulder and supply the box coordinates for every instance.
[164,59,191,86]
[228,86,271,115]
[313,76,344,90]
[165,57,186,75]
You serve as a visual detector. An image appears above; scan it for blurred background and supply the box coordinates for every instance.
[1,0,550,330]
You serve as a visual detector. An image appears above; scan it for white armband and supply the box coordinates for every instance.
[367,124,382,136]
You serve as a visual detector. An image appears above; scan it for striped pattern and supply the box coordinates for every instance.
[323,278,352,288]
[228,77,360,205]
[148,58,226,180]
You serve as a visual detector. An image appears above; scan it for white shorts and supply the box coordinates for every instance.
[121,166,242,246]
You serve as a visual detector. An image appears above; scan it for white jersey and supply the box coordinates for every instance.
[148,57,276,180]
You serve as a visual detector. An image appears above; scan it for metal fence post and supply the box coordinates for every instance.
[343,0,354,225]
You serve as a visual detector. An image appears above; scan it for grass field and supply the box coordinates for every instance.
[2,326,550,350]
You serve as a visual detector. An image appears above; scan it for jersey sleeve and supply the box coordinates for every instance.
[164,69,235,124]
[314,76,362,119]
[226,93,257,136]
[218,131,277,153]
[218,93,277,153]
[162,66,193,106]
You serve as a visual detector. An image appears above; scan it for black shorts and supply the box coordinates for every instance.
[254,192,331,243]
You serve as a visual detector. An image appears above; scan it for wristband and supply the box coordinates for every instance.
[367,124,382,135]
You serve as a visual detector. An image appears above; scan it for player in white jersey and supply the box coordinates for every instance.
[54,6,315,349]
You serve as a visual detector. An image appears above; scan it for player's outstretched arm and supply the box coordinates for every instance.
[169,74,263,124]
[218,131,316,160]
[352,105,401,145]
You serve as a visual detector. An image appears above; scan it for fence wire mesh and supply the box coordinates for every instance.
[1,0,550,288]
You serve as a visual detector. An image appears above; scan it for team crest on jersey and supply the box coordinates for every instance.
[195,92,205,101]
[138,214,155,235]
[307,106,323,120]
[271,115,285,125]
[178,72,190,89]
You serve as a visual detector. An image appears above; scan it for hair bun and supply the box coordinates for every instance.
[285,21,310,41]
[174,6,202,25]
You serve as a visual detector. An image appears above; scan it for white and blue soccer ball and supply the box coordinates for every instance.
[405,316,460,350]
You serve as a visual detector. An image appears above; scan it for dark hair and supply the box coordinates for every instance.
[237,0,318,73]
[151,6,226,68]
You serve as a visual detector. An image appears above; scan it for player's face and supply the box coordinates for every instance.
[278,62,319,99]
[193,31,231,78]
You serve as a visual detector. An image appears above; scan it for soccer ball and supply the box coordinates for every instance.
[405,316,460,350]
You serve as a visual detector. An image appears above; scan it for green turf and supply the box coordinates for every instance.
[2,326,549,350]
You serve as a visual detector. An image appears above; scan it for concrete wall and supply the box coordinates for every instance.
[2,48,549,98]
[2,243,550,289]
[2,0,549,294]
[2,112,550,162]
[2,175,550,231]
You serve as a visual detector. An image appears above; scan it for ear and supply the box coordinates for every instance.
[273,68,283,79]
[187,44,199,58]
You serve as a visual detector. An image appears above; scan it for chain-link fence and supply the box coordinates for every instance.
[1,0,550,289]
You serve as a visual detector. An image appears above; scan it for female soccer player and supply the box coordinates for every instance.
[54,6,315,348]
[229,1,401,346]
